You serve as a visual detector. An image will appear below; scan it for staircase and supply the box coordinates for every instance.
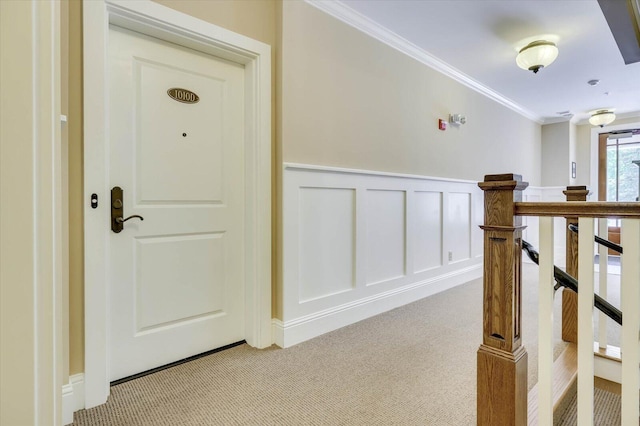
[527,342,577,425]
[476,173,640,425]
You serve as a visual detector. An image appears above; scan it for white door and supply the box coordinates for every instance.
[108,26,245,381]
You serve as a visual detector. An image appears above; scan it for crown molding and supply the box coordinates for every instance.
[305,0,544,124]
[542,116,573,125]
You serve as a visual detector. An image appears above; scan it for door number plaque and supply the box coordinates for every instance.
[167,88,199,104]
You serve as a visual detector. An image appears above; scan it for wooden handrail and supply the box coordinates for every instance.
[514,202,640,218]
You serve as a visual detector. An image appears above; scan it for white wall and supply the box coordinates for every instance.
[276,164,483,347]
[541,122,571,187]
[576,123,593,186]
[569,122,577,186]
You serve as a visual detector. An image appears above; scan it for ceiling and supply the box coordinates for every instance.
[333,0,640,125]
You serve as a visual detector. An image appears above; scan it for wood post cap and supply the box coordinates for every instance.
[478,173,529,191]
[563,186,591,200]
[483,173,522,182]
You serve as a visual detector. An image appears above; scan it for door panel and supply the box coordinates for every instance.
[136,59,224,204]
[108,26,245,381]
[134,233,226,331]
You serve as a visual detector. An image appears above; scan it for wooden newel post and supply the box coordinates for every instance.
[561,186,591,343]
[477,174,529,426]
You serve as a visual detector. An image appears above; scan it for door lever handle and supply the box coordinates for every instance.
[111,186,144,233]
[116,215,144,224]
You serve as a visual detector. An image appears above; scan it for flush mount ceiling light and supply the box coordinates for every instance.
[589,109,616,127]
[516,40,558,73]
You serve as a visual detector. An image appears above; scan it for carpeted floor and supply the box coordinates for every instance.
[73,263,621,425]
[556,387,621,426]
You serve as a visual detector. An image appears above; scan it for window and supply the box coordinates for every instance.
[606,133,640,202]
[604,131,640,227]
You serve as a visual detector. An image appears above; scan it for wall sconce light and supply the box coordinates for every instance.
[588,109,616,127]
[449,114,466,125]
[516,40,558,73]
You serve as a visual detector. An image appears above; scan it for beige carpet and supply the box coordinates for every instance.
[555,387,621,426]
[73,263,621,425]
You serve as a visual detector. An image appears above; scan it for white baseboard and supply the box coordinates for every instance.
[272,319,285,348]
[274,264,481,348]
[62,373,85,425]
[62,383,74,425]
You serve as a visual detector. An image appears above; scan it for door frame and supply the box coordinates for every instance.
[83,0,272,408]
[590,120,640,200]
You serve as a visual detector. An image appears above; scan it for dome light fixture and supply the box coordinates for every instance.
[588,109,616,127]
[516,40,558,74]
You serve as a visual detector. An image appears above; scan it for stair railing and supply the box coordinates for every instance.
[520,240,621,325]
[477,173,640,426]
[568,221,622,351]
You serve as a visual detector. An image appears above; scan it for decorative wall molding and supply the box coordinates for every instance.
[62,374,85,425]
[304,0,543,124]
[280,164,483,347]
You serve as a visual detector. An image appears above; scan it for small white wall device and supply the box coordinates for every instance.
[449,114,466,125]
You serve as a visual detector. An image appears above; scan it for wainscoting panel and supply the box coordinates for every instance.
[280,164,484,347]
[448,192,472,263]
[365,189,406,286]
[413,191,443,273]
[299,187,356,302]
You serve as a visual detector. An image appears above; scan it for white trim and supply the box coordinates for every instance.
[284,162,479,184]
[83,0,271,408]
[62,374,85,425]
[271,320,285,348]
[304,0,543,124]
[589,120,640,201]
[62,384,74,425]
[274,265,481,348]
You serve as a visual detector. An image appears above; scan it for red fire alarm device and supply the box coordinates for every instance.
[438,119,447,131]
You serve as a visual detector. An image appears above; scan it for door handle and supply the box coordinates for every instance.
[111,186,144,233]
[116,215,144,224]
